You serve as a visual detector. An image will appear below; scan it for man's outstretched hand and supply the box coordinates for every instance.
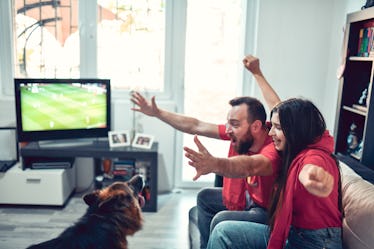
[130,91,160,117]
[184,135,217,181]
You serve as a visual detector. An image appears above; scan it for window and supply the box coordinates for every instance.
[5,0,257,188]
[97,0,166,91]
[179,0,246,186]
[14,0,79,78]
[13,0,166,93]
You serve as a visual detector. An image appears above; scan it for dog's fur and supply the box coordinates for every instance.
[26,175,144,249]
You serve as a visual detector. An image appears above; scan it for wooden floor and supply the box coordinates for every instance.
[0,188,198,249]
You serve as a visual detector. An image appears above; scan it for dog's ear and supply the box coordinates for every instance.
[128,175,144,195]
[83,190,100,206]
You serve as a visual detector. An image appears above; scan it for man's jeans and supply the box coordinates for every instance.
[207,220,342,249]
[197,187,268,249]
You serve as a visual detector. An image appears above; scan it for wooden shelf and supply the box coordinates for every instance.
[349,56,374,62]
[342,105,367,116]
[334,9,374,176]
[350,153,361,161]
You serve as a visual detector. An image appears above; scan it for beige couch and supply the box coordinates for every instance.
[340,161,374,249]
[189,162,374,249]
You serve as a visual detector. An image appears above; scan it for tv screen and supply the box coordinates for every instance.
[14,78,111,143]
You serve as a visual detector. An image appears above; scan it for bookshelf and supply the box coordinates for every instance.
[96,158,154,209]
[335,7,374,174]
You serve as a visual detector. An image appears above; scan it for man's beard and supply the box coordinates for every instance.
[235,131,254,155]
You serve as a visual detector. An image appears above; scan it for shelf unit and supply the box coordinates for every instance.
[95,157,154,210]
[335,7,374,173]
[20,140,158,212]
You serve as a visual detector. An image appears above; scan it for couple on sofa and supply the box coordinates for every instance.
[131,54,343,249]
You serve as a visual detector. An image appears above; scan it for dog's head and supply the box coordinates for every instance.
[83,175,145,235]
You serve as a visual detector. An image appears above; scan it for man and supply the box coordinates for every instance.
[131,55,280,249]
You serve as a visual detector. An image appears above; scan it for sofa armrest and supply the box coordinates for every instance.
[340,162,374,249]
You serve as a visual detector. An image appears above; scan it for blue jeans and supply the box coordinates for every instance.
[207,220,342,249]
[197,187,268,249]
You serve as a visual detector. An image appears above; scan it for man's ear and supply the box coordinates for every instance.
[250,120,263,133]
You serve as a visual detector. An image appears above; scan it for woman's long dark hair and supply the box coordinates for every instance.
[268,98,332,231]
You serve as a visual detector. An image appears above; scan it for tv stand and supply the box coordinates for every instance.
[20,141,158,212]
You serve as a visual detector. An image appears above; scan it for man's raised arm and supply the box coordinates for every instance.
[131,91,220,139]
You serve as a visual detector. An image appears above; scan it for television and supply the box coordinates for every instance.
[14,78,111,145]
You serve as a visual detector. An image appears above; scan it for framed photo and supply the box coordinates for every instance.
[132,133,154,149]
[108,130,131,147]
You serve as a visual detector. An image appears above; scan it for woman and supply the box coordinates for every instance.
[205,98,343,249]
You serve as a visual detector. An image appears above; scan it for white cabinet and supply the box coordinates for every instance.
[0,163,75,206]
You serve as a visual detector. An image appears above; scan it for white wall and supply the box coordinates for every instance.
[0,97,16,127]
[252,0,334,128]
[322,1,364,132]
[0,0,367,192]
[251,0,365,132]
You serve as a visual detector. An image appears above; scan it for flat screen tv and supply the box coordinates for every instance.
[14,78,111,144]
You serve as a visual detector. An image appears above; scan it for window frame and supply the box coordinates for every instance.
[0,0,16,97]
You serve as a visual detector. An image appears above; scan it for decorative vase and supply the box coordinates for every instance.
[346,123,359,153]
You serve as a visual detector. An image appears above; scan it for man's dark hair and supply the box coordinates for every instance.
[229,96,267,125]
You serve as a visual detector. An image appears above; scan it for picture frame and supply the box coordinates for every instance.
[132,133,154,149]
[108,130,131,147]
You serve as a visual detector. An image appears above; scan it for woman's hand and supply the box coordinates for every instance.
[298,164,334,197]
[243,54,262,76]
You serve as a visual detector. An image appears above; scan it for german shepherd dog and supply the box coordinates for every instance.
[26,175,145,249]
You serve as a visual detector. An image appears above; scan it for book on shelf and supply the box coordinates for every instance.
[358,28,364,56]
[112,159,135,181]
[371,27,374,56]
[357,25,374,57]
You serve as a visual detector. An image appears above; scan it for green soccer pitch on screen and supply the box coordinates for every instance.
[14,78,111,142]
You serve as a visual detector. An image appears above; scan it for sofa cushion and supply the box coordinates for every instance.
[341,169,374,249]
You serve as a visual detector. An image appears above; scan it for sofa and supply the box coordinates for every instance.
[188,161,374,249]
[340,161,374,249]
